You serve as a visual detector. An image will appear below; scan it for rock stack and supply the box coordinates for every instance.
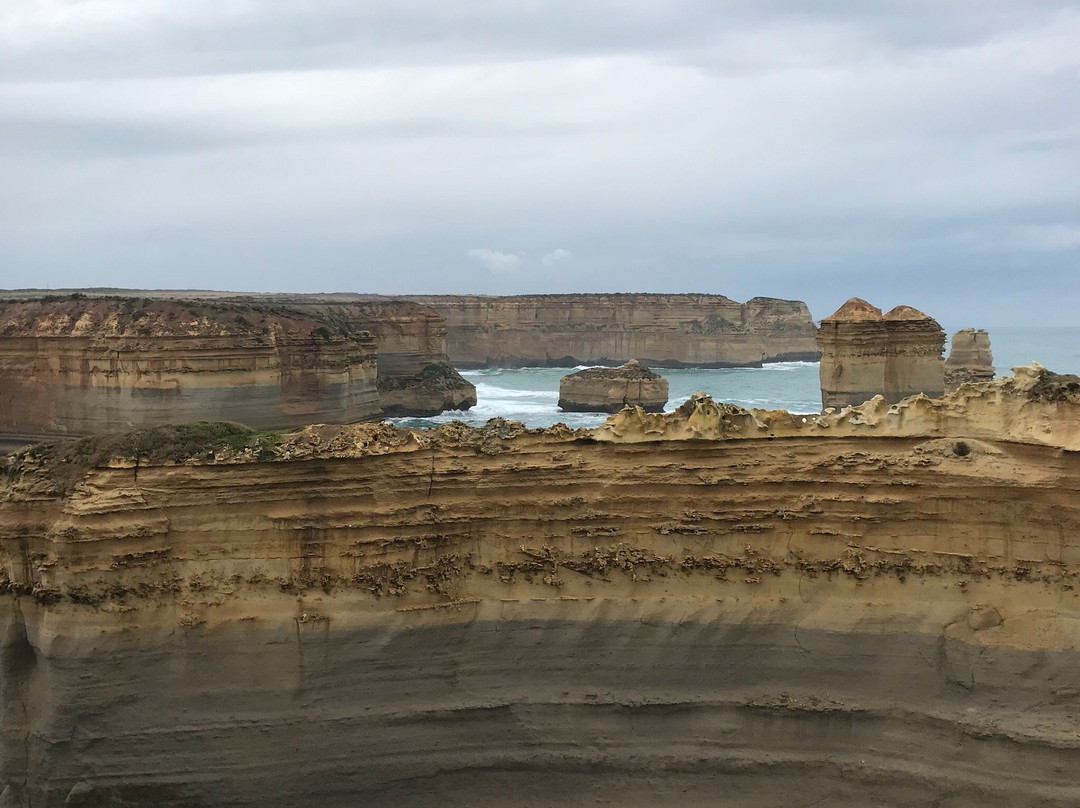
[558,360,669,413]
[945,329,995,391]
[816,298,945,409]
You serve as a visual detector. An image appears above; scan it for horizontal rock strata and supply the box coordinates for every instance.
[558,360,668,413]
[2,367,1080,805]
[0,297,380,448]
[404,293,819,368]
[817,298,945,409]
[0,290,476,422]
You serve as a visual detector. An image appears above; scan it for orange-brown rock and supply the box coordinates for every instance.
[0,297,380,448]
[405,293,819,368]
[816,298,945,409]
[2,367,1080,806]
[945,328,995,391]
[558,360,669,413]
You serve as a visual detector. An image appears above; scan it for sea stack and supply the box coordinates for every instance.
[945,328,995,391]
[558,360,669,413]
[816,298,945,409]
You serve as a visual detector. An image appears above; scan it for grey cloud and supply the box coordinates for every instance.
[1,1,1078,325]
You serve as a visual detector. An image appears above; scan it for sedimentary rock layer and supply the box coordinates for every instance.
[2,367,1080,806]
[0,298,379,448]
[946,328,995,392]
[558,360,668,413]
[817,298,945,409]
[0,290,476,419]
[405,294,819,368]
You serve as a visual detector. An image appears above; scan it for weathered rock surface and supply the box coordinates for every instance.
[817,298,945,409]
[558,360,668,413]
[405,293,819,368]
[945,328,995,392]
[3,367,1080,806]
[0,297,380,448]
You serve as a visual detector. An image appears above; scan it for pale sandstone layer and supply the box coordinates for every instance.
[2,367,1080,806]
[558,360,669,413]
[817,298,946,409]
[0,290,476,419]
[945,328,995,392]
[0,298,380,449]
[404,294,819,368]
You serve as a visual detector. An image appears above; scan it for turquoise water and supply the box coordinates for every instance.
[391,328,1080,430]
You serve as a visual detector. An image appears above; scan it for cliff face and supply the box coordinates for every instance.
[0,298,379,448]
[946,328,995,391]
[276,300,476,417]
[558,360,668,413]
[405,294,819,368]
[0,291,476,421]
[817,298,945,409]
[2,367,1080,806]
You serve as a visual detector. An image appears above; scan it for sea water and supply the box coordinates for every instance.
[391,327,1080,431]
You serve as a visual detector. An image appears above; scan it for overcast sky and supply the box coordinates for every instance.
[1,1,1079,325]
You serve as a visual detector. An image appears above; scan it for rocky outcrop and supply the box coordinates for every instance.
[405,294,819,368]
[0,297,380,448]
[2,367,1080,806]
[816,298,945,409]
[558,360,669,413]
[945,328,995,392]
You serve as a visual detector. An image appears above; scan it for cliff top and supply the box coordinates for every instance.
[4,365,1078,498]
[822,298,940,327]
[562,360,664,382]
[0,296,374,341]
[822,298,883,322]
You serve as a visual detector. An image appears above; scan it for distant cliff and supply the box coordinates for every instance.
[0,290,476,422]
[0,297,380,448]
[404,294,819,368]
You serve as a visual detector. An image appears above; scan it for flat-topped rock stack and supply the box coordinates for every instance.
[945,328,995,391]
[558,359,669,413]
[816,298,945,409]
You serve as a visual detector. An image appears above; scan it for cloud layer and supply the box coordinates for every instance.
[1,1,1078,324]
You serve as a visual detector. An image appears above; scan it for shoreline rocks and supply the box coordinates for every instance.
[558,360,669,413]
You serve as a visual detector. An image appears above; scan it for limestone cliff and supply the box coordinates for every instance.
[2,366,1080,806]
[558,360,668,413]
[945,328,995,392]
[405,293,819,368]
[271,299,476,417]
[0,297,379,448]
[817,298,945,409]
[0,290,476,420]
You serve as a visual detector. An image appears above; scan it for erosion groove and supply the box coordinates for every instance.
[1,367,1080,805]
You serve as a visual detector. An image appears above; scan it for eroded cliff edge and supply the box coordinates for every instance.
[2,366,1080,807]
[405,293,819,368]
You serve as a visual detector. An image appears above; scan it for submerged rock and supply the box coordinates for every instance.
[558,360,669,413]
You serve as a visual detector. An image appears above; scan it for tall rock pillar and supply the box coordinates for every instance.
[816,298,945,409]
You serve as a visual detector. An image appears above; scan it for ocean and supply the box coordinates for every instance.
[392,327,1080,430]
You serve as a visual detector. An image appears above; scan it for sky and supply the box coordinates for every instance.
[1,1,1079,325]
